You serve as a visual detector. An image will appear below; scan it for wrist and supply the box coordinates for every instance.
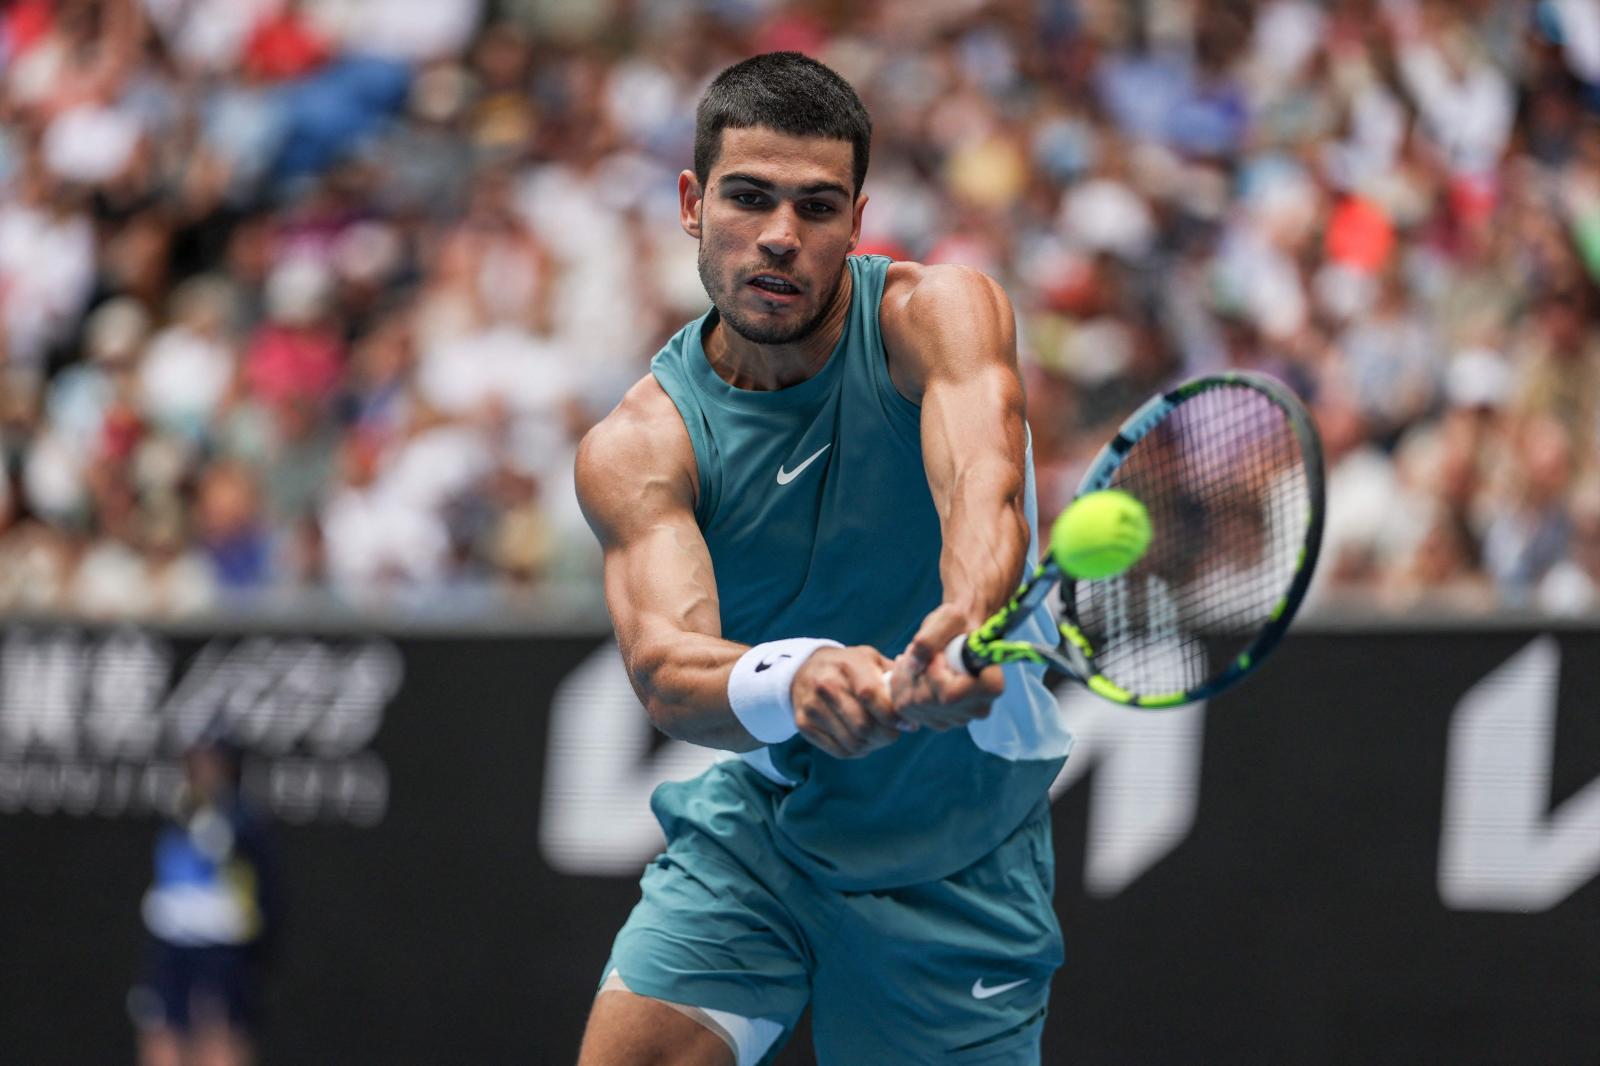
[728,638,843,743]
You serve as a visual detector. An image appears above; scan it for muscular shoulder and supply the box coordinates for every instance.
[879,262,1017,402]
[574,375,698,546]
[881,261,1007,313]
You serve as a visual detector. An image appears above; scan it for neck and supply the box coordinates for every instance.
[704,267,853,390]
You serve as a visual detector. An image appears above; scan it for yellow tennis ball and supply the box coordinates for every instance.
[1050,489,1152,580]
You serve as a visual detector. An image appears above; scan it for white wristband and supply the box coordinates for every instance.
[728,638,843,744]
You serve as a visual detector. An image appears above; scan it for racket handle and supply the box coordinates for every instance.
[944,633,986,676]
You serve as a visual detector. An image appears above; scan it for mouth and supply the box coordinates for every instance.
[746,273,803,300]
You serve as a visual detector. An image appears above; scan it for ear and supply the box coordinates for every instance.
[679,170,703,239]
[847,193,868,253]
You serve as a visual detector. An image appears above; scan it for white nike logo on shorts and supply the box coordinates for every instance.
[776,444,831,485]
[971,977,1029,1000]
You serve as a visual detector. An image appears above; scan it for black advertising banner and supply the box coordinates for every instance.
[1,627,1597,1064]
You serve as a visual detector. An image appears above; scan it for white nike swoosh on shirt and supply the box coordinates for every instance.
[971,977,1029,1000]
[776,444,831,485]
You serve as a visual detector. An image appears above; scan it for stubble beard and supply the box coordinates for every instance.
[698,241,844,346]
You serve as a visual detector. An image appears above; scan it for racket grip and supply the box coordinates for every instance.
[944,633,986,676]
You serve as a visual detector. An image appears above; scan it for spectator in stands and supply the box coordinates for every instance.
[194,460,270,590]
[138,275,238,443]
[0,0,1593,618]
[1484,414,1578,605]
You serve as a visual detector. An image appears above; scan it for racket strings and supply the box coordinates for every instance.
[1072,384,1311,696]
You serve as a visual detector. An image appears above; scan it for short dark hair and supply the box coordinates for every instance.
[694,52,872,197]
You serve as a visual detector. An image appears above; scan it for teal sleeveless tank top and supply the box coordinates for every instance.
[651,255,1070,890]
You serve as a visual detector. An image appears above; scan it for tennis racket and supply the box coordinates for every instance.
[949,371,1325,707]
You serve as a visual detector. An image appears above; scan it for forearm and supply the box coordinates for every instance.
[622,628,763,751]
[578,386,779,753]
[937,457,1031,628]
[898,269,1032,629]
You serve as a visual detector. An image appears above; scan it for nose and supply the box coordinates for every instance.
[757,205,800,259]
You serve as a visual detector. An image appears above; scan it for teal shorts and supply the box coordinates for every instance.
[602,762,1063,1064]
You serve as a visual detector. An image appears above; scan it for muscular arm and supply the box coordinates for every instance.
[873,264,1028,724]
[575,379,759,751]
[576,378,901,756]
[882,263,1031,629]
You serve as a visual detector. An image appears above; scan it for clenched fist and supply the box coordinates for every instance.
[791,645,906,758]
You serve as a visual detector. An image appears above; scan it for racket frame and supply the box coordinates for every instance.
[959,371,1326,707]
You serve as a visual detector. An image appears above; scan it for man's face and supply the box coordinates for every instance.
[681,127,865,346]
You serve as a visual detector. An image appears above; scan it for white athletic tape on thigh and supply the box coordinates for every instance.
[727,638,841,744]
[600,969,783,1066]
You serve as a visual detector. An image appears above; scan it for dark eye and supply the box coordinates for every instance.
[803,201,836,215]
[733,192,765,207]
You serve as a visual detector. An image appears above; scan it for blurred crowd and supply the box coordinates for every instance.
[0,0,1598,619]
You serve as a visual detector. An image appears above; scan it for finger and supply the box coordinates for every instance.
[795,692,859,757]
[885,655,919,704]
[844,687,902,748]
[822,677,900,755]
[816,686,873,753]
[905,668,947,714]
[908,607,964,667]
[921,664,1000,727]
[908,605,966,668]
[876,668,918,732]
[912,648,964,703]
[839,647,903,742]
[795,711,849,758]
[793,701,841,755]
[820,711,875,757]
[847,661,903,730]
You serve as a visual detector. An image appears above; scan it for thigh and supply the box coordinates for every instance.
[579,987,736,1066]
[594,780,814,1064]
[810,805,1062,1064]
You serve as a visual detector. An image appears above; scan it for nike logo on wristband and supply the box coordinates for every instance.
[754,654,792,673]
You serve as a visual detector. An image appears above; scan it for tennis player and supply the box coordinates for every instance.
[574,52,1073,1065]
